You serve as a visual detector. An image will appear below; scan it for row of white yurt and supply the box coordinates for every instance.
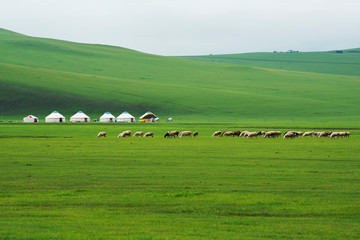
[23,111,138,123]
[99,111,136,122]
[23,111,84,123]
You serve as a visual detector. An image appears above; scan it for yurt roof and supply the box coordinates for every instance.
[100,112,115,118]
[71,111,90,119]
[140,111,158,119]
[24,115,38,119]
[46,111,65,119]
[117,111,135,119]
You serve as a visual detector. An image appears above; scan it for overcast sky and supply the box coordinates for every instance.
[1,0,359,55]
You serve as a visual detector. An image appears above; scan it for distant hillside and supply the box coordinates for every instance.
[0,28,359,121]
[180,49,360,76]
[342,48,360,53]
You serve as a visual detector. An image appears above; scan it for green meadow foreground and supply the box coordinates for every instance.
[1,123,359,239]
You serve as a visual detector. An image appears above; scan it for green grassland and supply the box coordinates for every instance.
[1,27,360,239]
[1,123,359,239]
[1,28,359,122]
[181,49,360,77]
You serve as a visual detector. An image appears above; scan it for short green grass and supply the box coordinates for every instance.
[1,123,359,239]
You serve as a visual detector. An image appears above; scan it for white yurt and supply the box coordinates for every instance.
[70,111,90,122]
[116,111,135,122]
[45,111,66,123]
[100,112,115,122]
[23,115,39,123]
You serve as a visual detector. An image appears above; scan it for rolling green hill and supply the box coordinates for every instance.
[0,28,359,122]
[180,49,360,76]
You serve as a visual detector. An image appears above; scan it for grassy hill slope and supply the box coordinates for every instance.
[181,50,360,76]
[0,28,359,121]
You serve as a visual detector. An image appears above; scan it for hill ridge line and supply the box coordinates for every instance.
[179,58,360,79]
[193,56,360,65]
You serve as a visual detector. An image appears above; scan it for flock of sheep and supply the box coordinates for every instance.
[97,130,350,138]
[97,131,153,138]
[213,130,351,138]
[97,130,198,138]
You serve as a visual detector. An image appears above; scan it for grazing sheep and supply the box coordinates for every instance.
[172,130,179,137]
[179,131,192,137]
[315,132,325,137]
[263,131,281,138]
[296,132,303,137]
[118,130,131,138]
[283,132,298,139]
[133,131,143,137]
[143,132,153,137]
[240,131,250,137]
[302,131,314,137]
[262,131,271,138]
[193,131,198,137]
[221,131,234,137]
[330,132,341,138]
[164,130,179,138]
[339,132,347,137]
[233,130,242,137]
[212,131,222,137]
[97,132,106,138]
[331,132,349,138]
[244,132,255,138]
[245,131,262,138]
[221,131,229,137]
[259,131,266,136]
[313,132,322,137]
[283,131,296,137]
[318,131,332,138]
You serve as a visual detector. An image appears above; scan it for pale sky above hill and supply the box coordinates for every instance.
[1,0,360,55]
